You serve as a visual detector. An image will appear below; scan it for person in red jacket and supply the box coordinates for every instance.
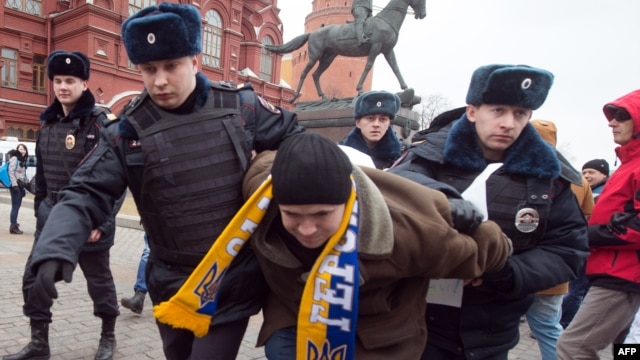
[558,89,640,359]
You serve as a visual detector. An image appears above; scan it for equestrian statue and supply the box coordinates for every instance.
[266,0,427,103]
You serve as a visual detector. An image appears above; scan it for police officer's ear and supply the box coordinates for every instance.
[466,105,479,123]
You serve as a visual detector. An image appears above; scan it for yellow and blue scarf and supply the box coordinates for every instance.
[297,183,359,360]
[153,177,360,360]
[153,176,273,337]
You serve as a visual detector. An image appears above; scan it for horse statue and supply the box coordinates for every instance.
[266,0,427,103]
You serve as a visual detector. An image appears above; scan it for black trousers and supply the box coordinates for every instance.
[22,247,119,322]
[22,201,119,321]
[156,317,249,360]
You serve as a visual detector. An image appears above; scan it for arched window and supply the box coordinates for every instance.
[203,10,222,69]
[260,36,274,82]
[129,0,156,16]
[6,0,41,16]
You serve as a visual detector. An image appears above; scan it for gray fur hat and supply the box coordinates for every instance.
[354,90,401,119]
[46,51,90,81]
[466,64,554,110]
[122,3,202,65]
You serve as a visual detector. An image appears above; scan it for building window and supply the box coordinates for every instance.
[33,54,46,93]
[260,36,274,82]
[127,59,137,70]
[6,127,24,139]
[1,49,18,88]
[26,129,37,140]
[129,0,156,16]
[6,0,41,16]
[202,10,222,69]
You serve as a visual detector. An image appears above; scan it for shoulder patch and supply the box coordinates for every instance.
[258,96,281,114]
[106,113,117,121]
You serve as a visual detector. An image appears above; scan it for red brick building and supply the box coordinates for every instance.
[0,0,296,142]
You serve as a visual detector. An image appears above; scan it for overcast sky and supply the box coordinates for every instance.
[275,0,640,171]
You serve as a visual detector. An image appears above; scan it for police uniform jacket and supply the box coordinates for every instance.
[340,127,403,169]
[242,150,513,360]
[34,89,120,252]
[390,115,589,358]
[29,73,303,325]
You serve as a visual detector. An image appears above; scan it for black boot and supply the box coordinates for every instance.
[9,224,23,234]
[3,320,50,360]
[94,317,116,360]
[120,290,145,314]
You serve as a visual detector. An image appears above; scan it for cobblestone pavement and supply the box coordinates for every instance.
[0,193,612,359]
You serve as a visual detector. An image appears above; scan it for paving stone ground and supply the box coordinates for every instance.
[0,191,612,359]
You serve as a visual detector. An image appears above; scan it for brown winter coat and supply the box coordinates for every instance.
[242,151,512,359]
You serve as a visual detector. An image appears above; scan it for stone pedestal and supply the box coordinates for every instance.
[293,97,420,144]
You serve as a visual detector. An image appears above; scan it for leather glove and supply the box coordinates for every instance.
[32,260,74,305]
[449,198,484,235]
[481,260,514,292]
[606,212,637,235]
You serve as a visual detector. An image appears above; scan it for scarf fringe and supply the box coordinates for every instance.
[152,176,273,337]
[153,300,211,337]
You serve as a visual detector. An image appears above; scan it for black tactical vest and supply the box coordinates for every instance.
[431,163,552,253]
[124,86,250,266]
[38,108,105,196]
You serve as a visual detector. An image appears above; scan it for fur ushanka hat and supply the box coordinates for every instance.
[353,90,401,120]
[46,51,90,81]
[122,3,202,65]
[466,64,554,110]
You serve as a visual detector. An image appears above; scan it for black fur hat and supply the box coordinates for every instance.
[353,90,401,120]
[46,51,90,81]
[466,64,554,110]
[122,3,202,65]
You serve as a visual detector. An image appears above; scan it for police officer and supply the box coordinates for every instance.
[390,64,589,359]
[25,4,303,360]
[4,51,121,360]
[340,90,403,169]
[352,0,373,45]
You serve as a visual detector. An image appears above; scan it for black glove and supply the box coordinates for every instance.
[606,212,637,235]
[32,260,74,305]
[481,261,514,292]
[449,198,484,235]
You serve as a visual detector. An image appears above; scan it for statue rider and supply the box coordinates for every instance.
[352,0,373,45]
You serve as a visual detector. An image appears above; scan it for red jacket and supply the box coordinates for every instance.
[586,89,640,292]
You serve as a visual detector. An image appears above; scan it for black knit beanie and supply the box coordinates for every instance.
[582,159,609,176]
[272,132,353,205]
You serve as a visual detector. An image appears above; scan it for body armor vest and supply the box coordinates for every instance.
[39,110,102,196]
[431,164,552,253]
[124,86,250,266]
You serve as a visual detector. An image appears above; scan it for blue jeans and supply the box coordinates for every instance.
[264,327,296,360]
[560,272,589,328]
[9,186,24,225]
[134,234,150,293]
[526,294,563,360]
